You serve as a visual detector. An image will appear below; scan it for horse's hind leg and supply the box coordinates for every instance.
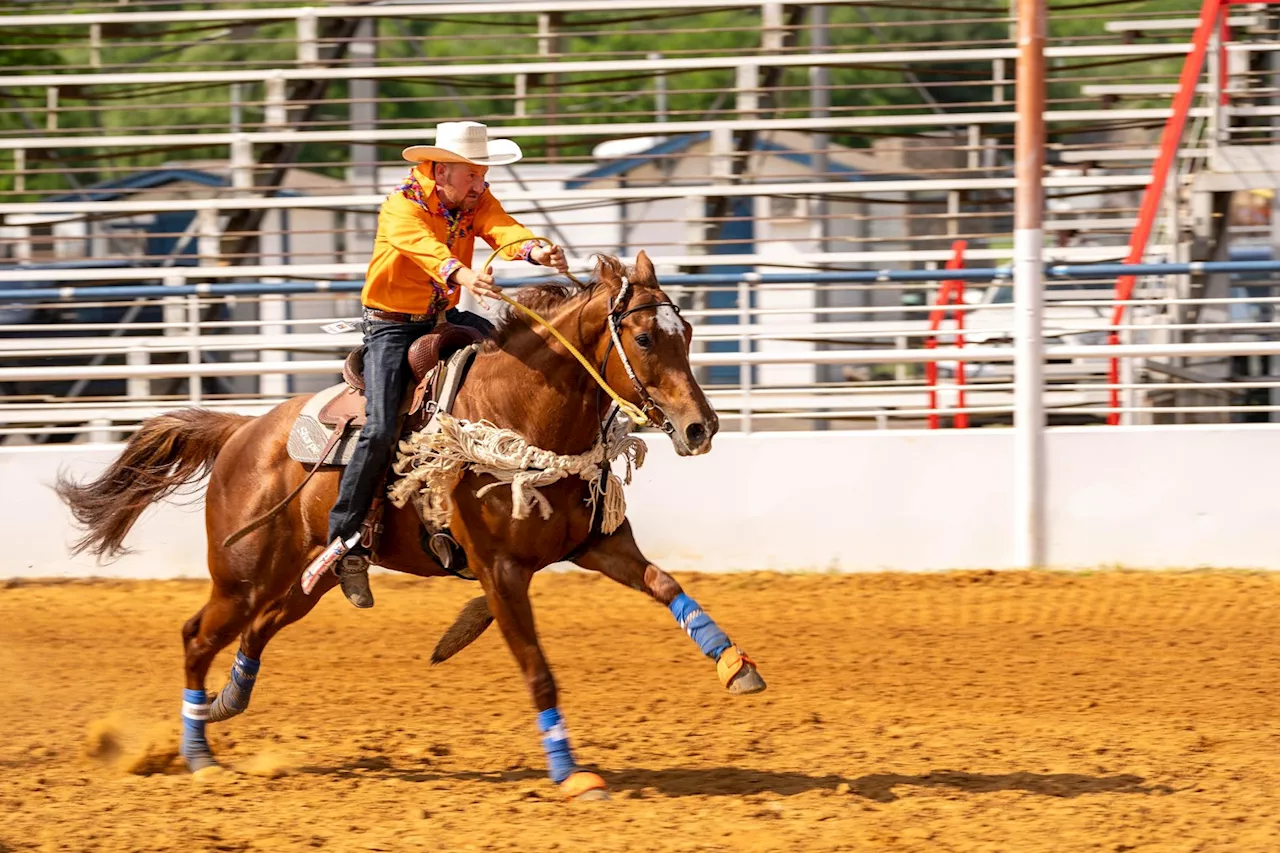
[479,555,608,801]
[572,520,766,695]
[180,583,256,772]
[207,578,333,723]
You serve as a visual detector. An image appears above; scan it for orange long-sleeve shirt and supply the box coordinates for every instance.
[361,168,536,314]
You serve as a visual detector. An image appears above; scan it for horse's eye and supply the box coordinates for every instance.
[635,333,652,349]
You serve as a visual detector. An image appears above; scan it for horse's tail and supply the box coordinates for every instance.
[430,596,493,665]
[56,408,251,560]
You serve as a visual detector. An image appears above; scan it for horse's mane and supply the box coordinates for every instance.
[486,254,635,351]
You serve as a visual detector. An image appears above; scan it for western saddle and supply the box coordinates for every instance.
[317,322,485,431]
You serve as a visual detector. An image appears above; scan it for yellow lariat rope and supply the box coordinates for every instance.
[479,238,648,426]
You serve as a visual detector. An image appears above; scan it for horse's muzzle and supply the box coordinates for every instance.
[671,411,718,457]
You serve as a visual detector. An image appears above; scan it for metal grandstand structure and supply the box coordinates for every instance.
[0,0,1278,443]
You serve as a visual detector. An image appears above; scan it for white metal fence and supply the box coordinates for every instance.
[1,263,1277,439]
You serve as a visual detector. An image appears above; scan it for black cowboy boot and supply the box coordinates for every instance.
[338,552,374,608]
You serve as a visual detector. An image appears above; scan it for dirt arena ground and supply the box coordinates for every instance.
[3,569,1280,852]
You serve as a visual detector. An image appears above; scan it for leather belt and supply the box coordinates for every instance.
[363,308,442,325]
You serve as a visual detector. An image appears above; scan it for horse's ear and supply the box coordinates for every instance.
[594,254,625,283]
[634,249,656,284]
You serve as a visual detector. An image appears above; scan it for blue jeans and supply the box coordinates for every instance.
[327,308,494,544]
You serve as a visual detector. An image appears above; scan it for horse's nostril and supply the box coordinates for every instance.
[685,422,707,446]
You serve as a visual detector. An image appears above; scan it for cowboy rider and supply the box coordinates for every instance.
[326,121,569,608]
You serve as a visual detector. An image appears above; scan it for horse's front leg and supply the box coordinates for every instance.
[572,520,766,696]
[477,554,610,801]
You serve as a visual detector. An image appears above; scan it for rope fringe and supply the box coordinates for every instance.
[388,414,645,535]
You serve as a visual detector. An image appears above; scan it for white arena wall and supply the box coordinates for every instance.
[3,425,1279,580]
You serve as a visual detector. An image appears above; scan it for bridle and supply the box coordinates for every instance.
[598,275,681,438]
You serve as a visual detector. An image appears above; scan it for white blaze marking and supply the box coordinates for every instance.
[655,305,682,336]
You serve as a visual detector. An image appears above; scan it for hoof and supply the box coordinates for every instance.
[561,771,609,801]
[726,663,767,696]
[717,646,766,695]
[182,745,220,775]
[191,763,229,782]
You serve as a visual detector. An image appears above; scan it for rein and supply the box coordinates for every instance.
[480,239,678,433]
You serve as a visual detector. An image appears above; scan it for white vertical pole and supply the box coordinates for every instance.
[230,83,242,133]
[735,63,760,117]
[537,13,562,158]
[1014,0,1047,569]
[259,286,288,397]
[162,274,186,331]
[187,294,203,405]
[514,74,528,119]
[89,24,102,68]
[649,52,668,123]
[265,75,288,129]
[126,348,149,400]
[761,3,785,53]
[88,419,112,444]
[296,11,319,66]
[1209,20,1223,149]
[738,277,753,435]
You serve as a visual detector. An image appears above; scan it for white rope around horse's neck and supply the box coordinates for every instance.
[388,413,646,535]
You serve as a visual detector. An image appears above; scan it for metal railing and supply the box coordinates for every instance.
[0,259,1274,439]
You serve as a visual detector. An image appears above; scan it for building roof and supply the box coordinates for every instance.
[47,168,230,204]
[565,132,879,190]
[45,166,310,204]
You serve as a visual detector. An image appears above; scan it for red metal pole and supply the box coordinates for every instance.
[1107,0,1223,424]
[953,303,969,429]
[925,280,952,430]
[925,293,947,430]
[924,241,967,428]
[946,241,969,428]
[926,341,940,430]
[1220,13,1231,107]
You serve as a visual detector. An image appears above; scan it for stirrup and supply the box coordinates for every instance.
[338,553,373,609]
[429,532,459,569]
[338,552,370,575]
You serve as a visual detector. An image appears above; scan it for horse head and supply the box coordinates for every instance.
[594,251,719,456]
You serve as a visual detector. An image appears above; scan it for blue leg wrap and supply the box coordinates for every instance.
[208,651,260,723]
[669,593,733,661]
[179,687,216,771]
[536,707,578,784]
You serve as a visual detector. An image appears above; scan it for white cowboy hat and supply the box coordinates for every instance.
[402,121,523,167]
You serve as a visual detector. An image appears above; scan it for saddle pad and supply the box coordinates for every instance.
[287,382,359,466]
[286,343,481,468]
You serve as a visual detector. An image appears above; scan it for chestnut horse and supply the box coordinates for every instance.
[57,252,765,800]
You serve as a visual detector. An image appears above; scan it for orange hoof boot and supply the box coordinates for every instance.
[561,770,609,801]
[717,646,767,695]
